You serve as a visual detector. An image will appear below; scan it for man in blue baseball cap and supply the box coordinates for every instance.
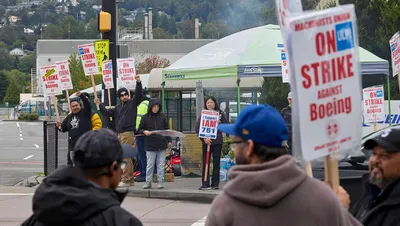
[205,104,362,226]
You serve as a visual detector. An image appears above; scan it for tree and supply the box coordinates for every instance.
[68,53,90,92]
[258,77,290,111]
[3,78,20,105]
[167,17,178,34]
[17,53,36,74]
[136,56,170,74]
[153,27,172,39]
[200,22,230,39]
[0,71,9,103]
[44,24,63,39]
[3,70,30,93]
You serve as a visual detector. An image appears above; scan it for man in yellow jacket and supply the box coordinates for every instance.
[135,93,150,182]
[82,92,102,130]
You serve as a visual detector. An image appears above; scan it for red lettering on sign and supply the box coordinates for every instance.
[310,96,352,121]
[315,30,336,56]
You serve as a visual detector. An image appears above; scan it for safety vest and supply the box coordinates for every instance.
[136,100,149,129]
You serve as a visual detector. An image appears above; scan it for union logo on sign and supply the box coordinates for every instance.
[326,119,339,140]
[335,21,354,52]
[79,48,84,55]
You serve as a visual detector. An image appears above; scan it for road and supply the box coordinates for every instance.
[0,121,44,186]
[0,188,210,226]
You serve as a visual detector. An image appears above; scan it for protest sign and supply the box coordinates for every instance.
[363,86,385,124]
[389,32,400,78]
[287,5,362,161]
[102,60,114,89]
[39,65,62,96]
[56,61,73,90]
[281,50,289,83]
[78,43,99,76]
[94,40,109,75]
[198,110,219,139]
[117,58,136,90]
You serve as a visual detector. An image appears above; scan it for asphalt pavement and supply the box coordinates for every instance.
[0,122,44,186]
[0,187,210,226]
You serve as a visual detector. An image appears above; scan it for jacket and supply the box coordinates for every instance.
[280,105,292,143]
[138,98,172,152]
[136,99,149,129]
[195,110,228,145]
[60,93,92,147]
[21,166,143,226]
[99,81,143,133]
[350,173,400,226]
[206,155,362,226]
[91,111,102,130]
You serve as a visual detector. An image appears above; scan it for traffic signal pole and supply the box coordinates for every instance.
[101,0,117,107]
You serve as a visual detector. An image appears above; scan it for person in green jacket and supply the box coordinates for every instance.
[135,91,150,182]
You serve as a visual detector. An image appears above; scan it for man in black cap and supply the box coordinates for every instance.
[94,75,143,187]
[57,90,92,165]
[350,127,400,226]
[22,129,142,226]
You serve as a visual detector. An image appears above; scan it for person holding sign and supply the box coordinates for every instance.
[57,91,92,166]
[280,91,293,154]
[94,75,143,187]
[206,105,361,226]
[82,92,103,130]
[195,96,228,190]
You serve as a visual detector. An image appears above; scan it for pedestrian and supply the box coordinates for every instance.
[280,91,292,155]
[21,129,143,226]
[206,104,362,226]
[350,127,400,226]
[94,75,143,187]
[82,92,102,130]
[138,98,172,189]
[195,96,228,190]
[57,91,92,166]
[135,90,150,182]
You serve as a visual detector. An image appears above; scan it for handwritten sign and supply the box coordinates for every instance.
[40,65,62,96]
[363,86,385,123]
[78,43,99,76]
[102,60,114,89]
[94,40,109,75]
[117,58,136,89]
[56,60,73,90]
[390,32,400,77]
[287,5,362,161]
[199,110,219,139]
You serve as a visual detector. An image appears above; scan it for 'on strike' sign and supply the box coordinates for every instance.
[288,5,362,161]
[102,60,114,89]
[40,65,62,96]
[117,58,136,89]
[56,60,73,90]
[78,43,99,76]
[199,110,219,139]
[363,86,385,123]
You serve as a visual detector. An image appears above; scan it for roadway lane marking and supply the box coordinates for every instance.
[16,123,20,128]
[23,155,34,160]
[20,138,23,140]
[19,134,22,137]
[191,216,207,226]
[34,144,39,148]
[0,193,34,196]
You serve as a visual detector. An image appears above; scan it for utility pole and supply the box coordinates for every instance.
[100,0,117,129]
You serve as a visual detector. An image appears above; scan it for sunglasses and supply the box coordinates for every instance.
[229,140,248,150]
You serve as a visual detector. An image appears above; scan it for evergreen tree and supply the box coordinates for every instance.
[3,78,20,105]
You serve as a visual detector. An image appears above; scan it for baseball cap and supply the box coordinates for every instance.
[288,92,292,99]
[72,129,138,168]
[364,127,400,152]
[218,104,288,147]
[117,88,129,97]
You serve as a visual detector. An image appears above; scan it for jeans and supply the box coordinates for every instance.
[201,144,222,187]
[146,150,166,184]
[136,136,146,177]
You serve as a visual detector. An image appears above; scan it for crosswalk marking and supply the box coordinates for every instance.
[191,216,207,226]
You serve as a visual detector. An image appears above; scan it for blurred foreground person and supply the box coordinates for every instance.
[206,105,362,226]
[350,127,400,226]
[22,129,143,226]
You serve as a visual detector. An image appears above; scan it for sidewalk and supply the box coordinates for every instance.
[121,177,224,203]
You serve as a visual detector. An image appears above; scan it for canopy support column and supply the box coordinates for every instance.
[237,78,241,114]
[161,81,165,113]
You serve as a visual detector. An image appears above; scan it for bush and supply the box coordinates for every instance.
[18,113,39,121]
[222,136,232,156]
[18,113,28,120]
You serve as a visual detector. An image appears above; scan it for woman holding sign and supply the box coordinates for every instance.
[195,96,228,190]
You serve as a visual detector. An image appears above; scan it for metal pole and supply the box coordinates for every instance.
[387,76,392,126]
[237,78,241,114]
[161,81,165,112]
[43,121,48,176]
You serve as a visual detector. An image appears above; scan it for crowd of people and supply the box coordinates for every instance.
[21,83,400,225]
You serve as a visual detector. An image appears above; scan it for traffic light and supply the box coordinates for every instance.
[98,10,111,33]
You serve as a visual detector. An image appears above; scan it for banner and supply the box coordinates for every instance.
[39,65,62,96]
[363,86,385,123]
[390,32,400,77]
[198,110,219,139]
[56,60,73,90]
[287,5,362,161]
[117,58,136,89]
[78,43,99,76]
[102,60,114,89]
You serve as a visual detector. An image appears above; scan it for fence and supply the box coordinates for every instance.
[43,121,69,176]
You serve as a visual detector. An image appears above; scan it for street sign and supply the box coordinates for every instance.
[94,40,110,75]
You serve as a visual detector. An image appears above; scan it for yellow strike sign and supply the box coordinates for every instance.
[94,40,110,75]
[44,68,56,78]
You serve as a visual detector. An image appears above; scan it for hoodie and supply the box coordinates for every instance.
[206,155,362,226]
[21,166,142,226]
[138,98,172,152]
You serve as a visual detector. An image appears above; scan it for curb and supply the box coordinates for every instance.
[123,188,219,204]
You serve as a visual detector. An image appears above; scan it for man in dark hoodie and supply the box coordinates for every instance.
[94,75,143,187]
[21,128,142,226]
[206,104,362,226]
[57,91,92,166]
[138,98,172,189]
